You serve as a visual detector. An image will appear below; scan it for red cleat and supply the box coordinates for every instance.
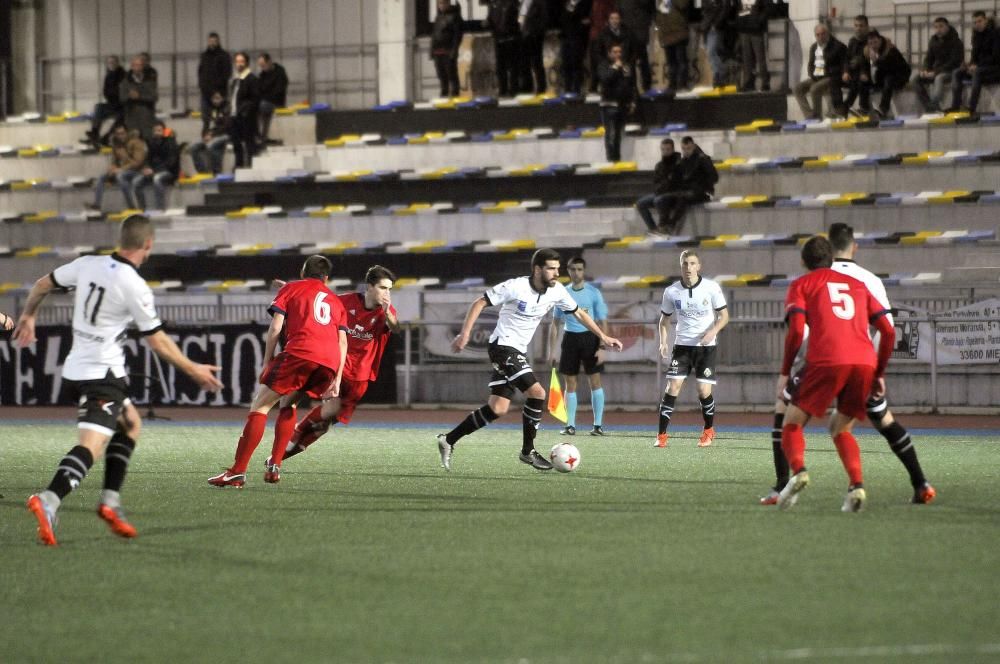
[27,494,58,546]
[263,463,281,484]
[207,470,246,488]
[759,490,780,506]
[97,503,138,539]
[698,427,716,447]
[913,483,937,505]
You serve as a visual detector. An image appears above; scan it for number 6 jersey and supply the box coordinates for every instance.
[50,253,164,381]
[269,278,348,370]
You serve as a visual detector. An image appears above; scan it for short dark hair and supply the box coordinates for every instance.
[933,17,949,25]
[365,264,396,285]
[152,119,166,129]
[973,10,987,19]
[681,135,694,145]
[567,256,586,268]
[661,138,674,146]
[531,248,561,270]
[801,236,834,270]
[208,31,220,39]
[854,14,869,24]
[828,223,855,252]
[866,29,882,40]
[120,214,153,250]
[259,52,272,62]
[234,51,250,63]
[302,255,332,280]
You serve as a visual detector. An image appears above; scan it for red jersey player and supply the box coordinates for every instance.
[776,236,895,512]
[267,265,400,466]
[208,255,348,487]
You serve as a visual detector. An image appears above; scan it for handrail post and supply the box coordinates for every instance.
[403,324,413,407]
[930,317,938,413]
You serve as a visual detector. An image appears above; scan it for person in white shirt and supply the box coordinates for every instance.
[437,248,623,471]
[14,214,223,546]
[655,249,729,448]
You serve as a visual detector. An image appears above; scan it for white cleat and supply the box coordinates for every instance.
[436,433,452,471]
[777,471,809,510]
[841,486,867,513]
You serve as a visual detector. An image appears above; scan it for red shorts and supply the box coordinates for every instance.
[790,363,874,421]
[261,352,336,400]
[332,378,370,424]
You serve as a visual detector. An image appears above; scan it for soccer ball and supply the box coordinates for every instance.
[549,443,581,473]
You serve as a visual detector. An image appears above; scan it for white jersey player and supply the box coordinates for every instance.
[14,214,223,546]
[655,249,730,448]
[435,248,623,471]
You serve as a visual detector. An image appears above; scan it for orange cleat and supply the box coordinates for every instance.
[913,483,937,505]
[759,490,780,506]
[207,470,246,488]
[97,503,138,539]
[27,494,58,546]
[653,433,668,448]
[698,427,716,447]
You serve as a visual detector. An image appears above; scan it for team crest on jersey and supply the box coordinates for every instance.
[703,368,712,377]
[671,360,679,366]
[702,298,709,306]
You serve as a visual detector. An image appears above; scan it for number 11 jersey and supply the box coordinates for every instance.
[784,267,891,368]
[269,278,348,370]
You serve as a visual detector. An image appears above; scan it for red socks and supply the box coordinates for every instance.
[269,406,297,467]
[291,405,328,449]
[781,423,806,474]
[231,412,267,474]
[833,431,864,486]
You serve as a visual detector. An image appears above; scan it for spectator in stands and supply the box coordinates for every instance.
[657,136,718,233]
[560,0,593,95]
[229,51,260,168]
[140,52,158,81]
[841,14,871,115]
[131,120,180,211]
[636,137,680,233]
[598,43,635,161]
[655,0,690,91]
[198,33,232,132]
[587,0,616,93]
[701,0,736,88]
[595,12,636,75]
[945,11,1000,116]
[189,91,230,175]
[518,0,549,95]
[90,123,146,211]
[431,1,464,98]
[734,0,770,92]
[864,30,911,120]
[912,17,964,112]
[257,53,289,147]
[794,23,847,120]
[84,56,126,147]
[485,0,521,97]
[119,55,158,142]
[618,0,655,91]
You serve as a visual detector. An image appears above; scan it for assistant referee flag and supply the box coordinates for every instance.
[548,367,568,423]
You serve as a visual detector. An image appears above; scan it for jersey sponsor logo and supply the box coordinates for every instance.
[349,323,375,342]
[517,300,527,312]
[674,299,682,310]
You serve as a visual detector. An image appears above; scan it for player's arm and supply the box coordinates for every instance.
[262,312,285,366]
[0,310,14,331]
[780,312,806,379]
[658,312,672,358]
[327,328,348,398]
[547,310,562,364]
[870,307,896,399]
[144,329,223,391]
[571,307,623,351]
[12,274,58,347]
[384,306,401,334]
[452,296,489,352]
[700,306,729,346]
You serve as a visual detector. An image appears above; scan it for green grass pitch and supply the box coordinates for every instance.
[2,421,998,663]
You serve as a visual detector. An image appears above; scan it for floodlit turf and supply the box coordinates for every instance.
[2,421,999,663]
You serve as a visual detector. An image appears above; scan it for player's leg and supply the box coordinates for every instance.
[866,397,934,503]
[558,332,582,435]
[517,380,552,470]
[830,413,866,512]
[282,396,339,460]
[209,383,283,486]
[693,347,718,446]
[436,377,507,470]
[96,400,142,538]
[655,345,692,447]
[776,403,812,510]
[760,396,790,505]
[562,373,579,434]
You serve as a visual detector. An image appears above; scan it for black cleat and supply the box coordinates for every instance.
[559,425,576,436]
[519,449,553,471]
[590,425,605,436]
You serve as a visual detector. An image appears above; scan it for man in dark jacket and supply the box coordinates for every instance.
[257,53,289,146]
[794,23,847,119]
[597,43,635,162]
[617,0,654,90]
[189,91,230,175]
[518,0,549,94]
[120,55,158,142]
[946,11,1000,114]
[486,0,521,97]
[431,0,464,97]
[734,0,770,92]
[841,14,871,114]
[131,120,180,211]
[864,30,911,119]
[228,52,261,168]
[560,0,593,94]
[912,17,964,111]
[701,0,735,87]
[85,56,126,146]
[658,136,718,233]
[595,11,635,69]
[636,138,681,232]
[198,33,232,132]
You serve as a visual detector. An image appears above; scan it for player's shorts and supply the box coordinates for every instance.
[559,331,603,376]
[788,363,874,421]
[487,342,538,399]
[261,351,337,400]
[66,371,129,437]
[666,345,717,384]
[330,378,370,425]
